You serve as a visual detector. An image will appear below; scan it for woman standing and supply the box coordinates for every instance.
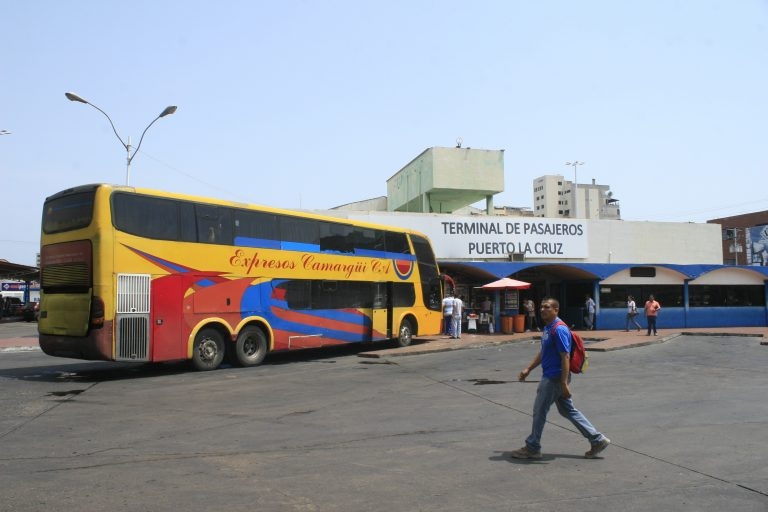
[625,295,642,331]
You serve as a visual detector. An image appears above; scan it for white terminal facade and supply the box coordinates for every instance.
[331,145,720,265]
[326,146,768,331]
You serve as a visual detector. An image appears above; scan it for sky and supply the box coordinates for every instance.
[2,1,768,266]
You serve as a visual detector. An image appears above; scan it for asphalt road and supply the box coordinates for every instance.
[1,324,767,512]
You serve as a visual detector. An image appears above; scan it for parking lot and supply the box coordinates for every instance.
[0,323,767,512]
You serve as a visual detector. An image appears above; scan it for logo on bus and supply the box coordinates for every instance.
[393,259,414,280]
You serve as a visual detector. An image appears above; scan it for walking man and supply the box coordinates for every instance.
[510,298,610,460]
[625,295,642,331]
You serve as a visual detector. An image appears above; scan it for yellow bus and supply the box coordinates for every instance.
[38,184,444,370]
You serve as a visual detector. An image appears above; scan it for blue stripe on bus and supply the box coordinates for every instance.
[234,236,281,249]
[126,246,193,273]
[355,249,416,261]
[232,238,417,262]
[240,284,375,343]
[281,241,320,252]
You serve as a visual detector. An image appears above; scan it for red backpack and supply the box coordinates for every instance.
[553,321,588,374]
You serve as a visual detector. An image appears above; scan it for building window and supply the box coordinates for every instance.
[689,285,765,307]
[630,267,656,278]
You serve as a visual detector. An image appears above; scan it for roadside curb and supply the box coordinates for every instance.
[0,336,39,352]
[359,329,767,359]
[358,336,534,359]
[585,334,673,352]
[0,345,40,353]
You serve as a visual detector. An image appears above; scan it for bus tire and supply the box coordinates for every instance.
[397,319,414,347]
[192,328,225,371]
[235,326,268,367]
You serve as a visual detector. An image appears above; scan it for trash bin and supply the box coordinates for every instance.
[513,314,526,333]
[501,315,514,334]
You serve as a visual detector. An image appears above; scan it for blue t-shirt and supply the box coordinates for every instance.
[540,318,571,379]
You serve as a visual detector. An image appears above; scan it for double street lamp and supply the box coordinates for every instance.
[65,92,177,185]
[565,161,584,218]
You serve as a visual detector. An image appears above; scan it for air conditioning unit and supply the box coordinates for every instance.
[508,253,525,262]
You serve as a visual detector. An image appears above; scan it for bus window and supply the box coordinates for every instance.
[353,228,385,254]
[196,205,232,245]
[234,210,279,248]
[179,202,197,242]
[279,280,311,309]
[385,232,410,254]
[113,193,179,241]
[319,222,354,253]
[281,216,319,249]
[393,283,416,307]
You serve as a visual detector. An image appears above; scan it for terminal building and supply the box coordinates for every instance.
[326,146,768,331]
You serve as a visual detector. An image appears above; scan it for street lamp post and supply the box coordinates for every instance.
[65,92,177,185]
[565,161,584,218]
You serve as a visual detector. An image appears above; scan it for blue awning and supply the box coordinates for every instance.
[437,261,768,281]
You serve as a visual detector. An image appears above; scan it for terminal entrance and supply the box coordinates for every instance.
[437,262,600,333]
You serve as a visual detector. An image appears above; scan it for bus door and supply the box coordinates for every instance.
[150,274,186,361]
[371,282,393,341]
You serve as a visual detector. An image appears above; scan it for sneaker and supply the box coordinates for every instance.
[509,446,542,460]
[584,438,611,459]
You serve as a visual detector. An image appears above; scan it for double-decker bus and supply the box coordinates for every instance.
[38,184,444,370]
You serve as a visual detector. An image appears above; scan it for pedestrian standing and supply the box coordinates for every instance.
[524,298,540,332]
[584,294,596,330]
[451,295,464,339]
[625,295,642,331]
[480,297,493,333]
[644,294,661,336]
[442,293,454,337]
[510,297,610,460]
[481,297,491,314]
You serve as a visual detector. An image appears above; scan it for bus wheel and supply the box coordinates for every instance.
[192,328,225,371]
[235,326,268,367]
[397,319,413,347]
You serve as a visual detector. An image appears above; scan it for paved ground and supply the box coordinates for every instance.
[358,325,768,358]
[2,327,767,511]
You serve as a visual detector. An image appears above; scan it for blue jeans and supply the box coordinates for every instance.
[626,313,642,330]
[525,376,606,452]
[647,316,657,335]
